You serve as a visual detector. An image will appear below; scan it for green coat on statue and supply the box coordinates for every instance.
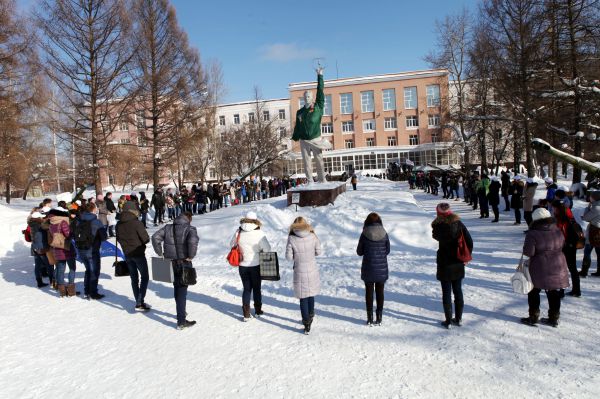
[292,74,324,141]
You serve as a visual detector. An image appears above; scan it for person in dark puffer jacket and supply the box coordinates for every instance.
[116,201,151,311]
[432,203,473,329]
[357,212,390,326]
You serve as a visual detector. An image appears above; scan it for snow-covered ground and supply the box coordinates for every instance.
[1,179,599,398]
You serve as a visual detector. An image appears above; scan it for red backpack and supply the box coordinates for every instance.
[456,230,472,263]
[23,226,32,243]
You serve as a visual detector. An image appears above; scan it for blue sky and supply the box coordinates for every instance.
[21,0,479,103]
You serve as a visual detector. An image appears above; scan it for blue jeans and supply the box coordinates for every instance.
[440,279,463,306]
[126,256,149,305]
[80,249,100,296]
[300,297,315,322]
[55,260,66,285]
[238,266,262,306]
[583,243,599,265]
[67,257,76,284]
[141,212,147,227]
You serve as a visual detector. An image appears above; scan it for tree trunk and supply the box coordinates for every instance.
[22,178,39,200]
[5,180,11,204]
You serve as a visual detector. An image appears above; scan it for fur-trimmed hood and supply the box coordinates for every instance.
[431,213,460,226]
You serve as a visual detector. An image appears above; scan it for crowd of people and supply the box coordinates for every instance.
[22,169,600,332]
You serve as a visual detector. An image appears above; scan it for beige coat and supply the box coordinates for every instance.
[286,228,322,299]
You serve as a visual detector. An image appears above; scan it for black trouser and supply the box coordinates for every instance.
[528,288,561,314]
[173,281,188,325]
[514,208,521,223]
[478,194,489,216]
[352,183,357,190]
[564,247,580,295]
[154,207,164,224]
[503,194,510,210]
[491,203,499,220]
[365,282,385,312]
[524,211,533,226]
[471,192,478,209]
[442,185,448,198]
[238,266,262,306]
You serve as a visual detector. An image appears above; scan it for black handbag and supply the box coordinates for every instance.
[259,252,280,281]
[173,224,197,286]
[113,227,130,277]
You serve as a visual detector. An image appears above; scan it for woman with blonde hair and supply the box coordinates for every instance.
[230,211,271,321]
[286,217,322,335]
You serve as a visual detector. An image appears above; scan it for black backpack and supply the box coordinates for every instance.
[73,220,94,250]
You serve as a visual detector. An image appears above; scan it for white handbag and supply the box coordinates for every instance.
[511,254,533,295]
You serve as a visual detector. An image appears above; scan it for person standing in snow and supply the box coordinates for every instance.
[47,207,75,297]
[356,213,390,326]
[580,190,600,277]
[104,192,117,237]
[520,208,570,327]
[501,171,511,211]
[230,211,271,321]
[286,217,322,335]
[523,178,538,227]
[351,174,358,190]
[152,212,199,330]
[116,202,151,311]
[431,203,473,329]
[552,200,581,298]
[76,202,108,300]
[510,176,524,225]
[488,176,501,223]
[476,174,490,219]
[28,210,52,288]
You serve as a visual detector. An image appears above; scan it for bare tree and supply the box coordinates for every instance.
[131,0,209,189]
[36,0,137,195]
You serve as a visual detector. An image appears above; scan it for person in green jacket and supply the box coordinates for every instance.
[292,68,330,183]
[476,174,491,218]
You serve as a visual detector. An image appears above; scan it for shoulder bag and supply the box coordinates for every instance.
[227,230,243,267]
[113,227,129,277]
[456,226,472,264]
[259,252,280,281]
[511,254,533,295]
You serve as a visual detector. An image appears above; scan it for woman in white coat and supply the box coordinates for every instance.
[286,217,322,335]
[230,211,271,321]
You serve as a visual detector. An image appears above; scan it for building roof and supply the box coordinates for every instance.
[289,69,449,91]
[217,98,289,108]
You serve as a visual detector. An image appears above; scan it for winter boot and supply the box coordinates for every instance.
[254,303,264,317]
[441,303,452,329]
[51,279,57,290]
[57,284,67,297]
[303,320,311,335]
[366,311,373,326]
[242,305,252,322]
[309,312,315,323]
[540,311,560,327]
[66,284,78,297]
[452,301,464,326]
[579,258,591,277]
[520,309,540,326]
[374,310,383,326]
[36,278,48,288]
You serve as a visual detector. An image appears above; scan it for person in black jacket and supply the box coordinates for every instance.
[152,212,199,330]
[104,192,117,237]
[488,176,501,222]
[357,212,390,326]
[432,203,473,329]
[116,201,151,311]
[510,176,524,225]
[151,188,165,226]
[501,171,511,211]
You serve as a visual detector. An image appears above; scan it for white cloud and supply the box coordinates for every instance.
[260,43,324,62]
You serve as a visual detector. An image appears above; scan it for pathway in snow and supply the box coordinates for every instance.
[0,180,598,398]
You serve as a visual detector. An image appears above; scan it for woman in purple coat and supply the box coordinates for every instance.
[357,212,390,326]
[520,208,570,327]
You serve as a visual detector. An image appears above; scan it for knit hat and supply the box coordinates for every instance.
[123,201,139,216]
[532,208,552,222]
[436,203,452,217]
[544,177,553,184]
[245,211,258,220]
[526,178,534,184]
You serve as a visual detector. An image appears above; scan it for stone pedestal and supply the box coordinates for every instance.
[287,182,347,207]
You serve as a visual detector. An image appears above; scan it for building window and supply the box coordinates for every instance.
[340,93,353,114]
[428,114,441,127]
[278,109,286,119]
[137,136,147,147]
[119,120,128,131]
[427,84,441,107]
[342,120,354,133]
[344,139,354,149]
[431,133,439,143]
[248,112,255,123]
[384,117,397,130]
[278,127,287,138]
[382,88,396,111]
[219,115,225,126]
[361,90,374,113]
[406,116,419,129]
[233,114,240,124]
[321,123,333,134]
[404,87,417,109]
[324,94,332,115]
[119,138,130,144]
[387,136,397,146]
[366,138,375,147]
[409,135,419,145]
[220,132,226,141]
[262,110,270,121]
[136,111,145,129]
[362,119,375,131]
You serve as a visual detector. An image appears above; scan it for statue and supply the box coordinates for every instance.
[292,67,331,183]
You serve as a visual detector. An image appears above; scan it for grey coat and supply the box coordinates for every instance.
[523,183,538,212]
[286,229,322,299]
[97,200,109,226]
[523,222,570,290]
[152,215,199,260]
